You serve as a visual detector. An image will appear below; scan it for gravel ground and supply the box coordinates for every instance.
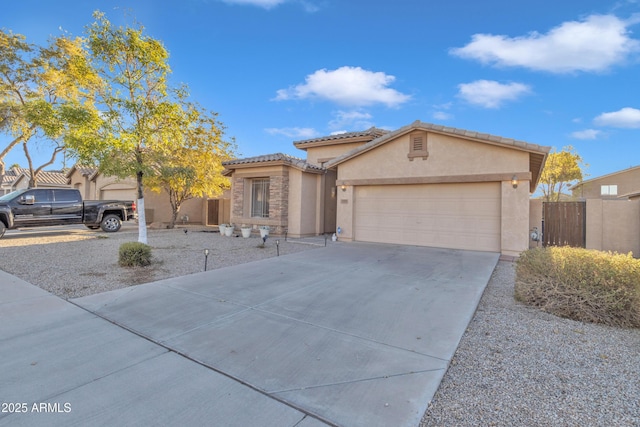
[421,261,640,427]
[0,224,321,299]
[2,226,639,426]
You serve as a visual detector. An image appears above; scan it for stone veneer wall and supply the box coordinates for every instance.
[232,176,244,219]
[268,173,289,234]
[230,171,289,234]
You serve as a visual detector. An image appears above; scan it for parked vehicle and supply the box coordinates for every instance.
[0,188,136,238]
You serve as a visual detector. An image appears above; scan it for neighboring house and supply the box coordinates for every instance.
[223,121,550,257]
[66,164,230,226]
[570,165,640,200]
[67,165,137,201]
[1,167,69,194]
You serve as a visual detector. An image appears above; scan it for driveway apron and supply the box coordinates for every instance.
[2,242,498,427]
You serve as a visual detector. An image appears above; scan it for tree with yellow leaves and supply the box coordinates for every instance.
[539,146,587,202]
[145,98,236,229]
[0,29,99,187]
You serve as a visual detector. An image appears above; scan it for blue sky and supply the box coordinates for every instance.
[2,0,640,184]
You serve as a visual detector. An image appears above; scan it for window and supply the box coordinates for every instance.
[407,131,429,160]
[53,189,80,202]
[29,189,52,203]
[251,178,270,218]
[601,185,618,196]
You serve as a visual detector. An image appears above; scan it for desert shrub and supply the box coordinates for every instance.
[119,242,152,267]
[515,247,640,328]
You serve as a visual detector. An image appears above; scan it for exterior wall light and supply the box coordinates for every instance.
[341,185,346,192]
[511,175,518,189]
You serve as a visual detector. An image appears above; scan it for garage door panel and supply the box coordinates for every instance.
[354,183,500,252]
[101,189,136,201]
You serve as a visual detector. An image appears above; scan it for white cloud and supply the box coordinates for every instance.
[221,0,286,9]
[274,66,411,107]
[570,129,602,139]
[328,110,374,131]
[450,14,640,73]
[221,0,320,10]
[594,107,640,128]
[432,111,452,120]
[265,127,318,138]
[457,80,531,108]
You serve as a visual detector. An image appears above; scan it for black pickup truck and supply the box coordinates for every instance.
[0,188,136,238]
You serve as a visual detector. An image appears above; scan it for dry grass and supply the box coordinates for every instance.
[515,247,640,328]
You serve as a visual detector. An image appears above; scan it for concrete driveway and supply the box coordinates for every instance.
[0,242,498,427]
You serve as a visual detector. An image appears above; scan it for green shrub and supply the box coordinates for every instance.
[119,242,152,267]
[515,247,640,328]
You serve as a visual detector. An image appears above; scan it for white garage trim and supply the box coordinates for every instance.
[354,182,501,252]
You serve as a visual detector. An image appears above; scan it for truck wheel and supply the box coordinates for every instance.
[101,214,122,232]
[0,221,5,238]
[85,225,100,230]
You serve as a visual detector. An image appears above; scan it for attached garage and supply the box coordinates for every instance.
[354,183,501,252]
[328,121,550,257]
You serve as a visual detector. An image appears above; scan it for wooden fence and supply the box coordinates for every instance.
[543,202,586,248]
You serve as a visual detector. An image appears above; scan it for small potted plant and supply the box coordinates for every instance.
[218,223,227,235]
[259,225,270,239]
[224,224,234,237]
[241,224,252,238]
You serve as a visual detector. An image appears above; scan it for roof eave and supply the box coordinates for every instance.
[222,159,324,174]
[293,135,379,150]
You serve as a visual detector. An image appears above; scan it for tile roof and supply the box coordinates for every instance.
[326,120,550,169]
[3,167,69,186]
[222,153,323,172]
[293,127,390,147]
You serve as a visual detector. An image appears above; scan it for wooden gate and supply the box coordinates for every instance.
[543,202,586,248]
[207,199,219,225]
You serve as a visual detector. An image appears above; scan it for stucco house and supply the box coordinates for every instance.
[66,165,230,226]
[223,120,550,257]
[570,165,640,200]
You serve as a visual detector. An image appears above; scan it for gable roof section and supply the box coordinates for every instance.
[293,127,390,150]
[222,153,324,174]
[66,164,99,180]
[569,164,640,191]
[325,120,550,192]
[6,167,69,187]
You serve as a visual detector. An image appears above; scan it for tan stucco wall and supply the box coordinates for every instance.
[67,171,95,200]
[337,133,529,181]
[143,189,206,225]
[586,199,640,256]
[286,169,319,237]
[335,185,355,241]
[501,181,531,257]
[529,199,544,249]
[306,142,367,166]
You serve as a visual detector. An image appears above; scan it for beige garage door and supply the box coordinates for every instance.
[354,183,501,252]
[100,189,136,201]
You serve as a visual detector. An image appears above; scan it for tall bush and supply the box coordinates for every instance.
[516,247,640,328]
